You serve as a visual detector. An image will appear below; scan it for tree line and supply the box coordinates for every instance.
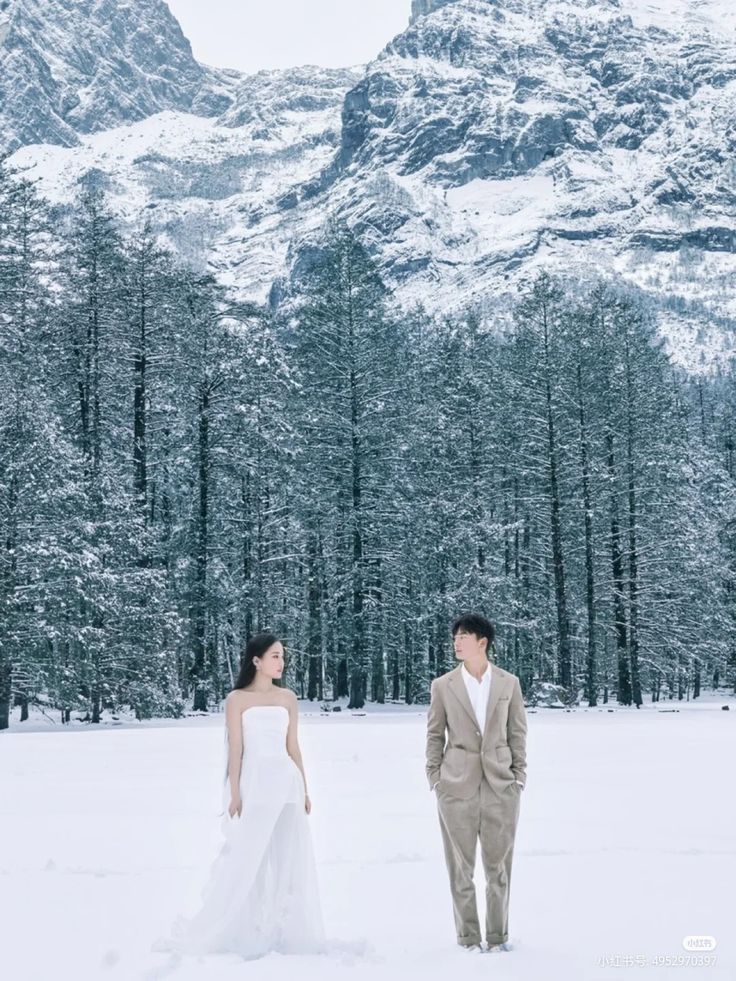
[1,160,734,728]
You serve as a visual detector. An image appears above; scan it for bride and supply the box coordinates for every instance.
[154,632,326,960]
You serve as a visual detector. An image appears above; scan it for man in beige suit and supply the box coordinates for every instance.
[426,612,527,953]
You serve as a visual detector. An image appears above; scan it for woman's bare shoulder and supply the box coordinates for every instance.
[225,689,250,708]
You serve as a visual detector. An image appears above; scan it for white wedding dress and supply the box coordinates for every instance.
[154,705,326,960]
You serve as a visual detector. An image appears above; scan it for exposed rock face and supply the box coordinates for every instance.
[304,0,736,366]
[410,0,461,22]
[0,0,237,151]
[219,66,360,130]
[8,63,360,306]
[339,0,722,185]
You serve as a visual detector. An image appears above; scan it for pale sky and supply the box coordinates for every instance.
[166,0,412,74]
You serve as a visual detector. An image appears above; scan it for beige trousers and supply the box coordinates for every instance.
[435,776,521,946]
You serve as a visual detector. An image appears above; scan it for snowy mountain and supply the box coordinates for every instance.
[325,0,736,364]
[7,64,361,284]
[0,0,236,150]
[6,0,736,369]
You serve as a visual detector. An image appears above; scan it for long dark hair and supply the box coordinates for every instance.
[233,632,280,690]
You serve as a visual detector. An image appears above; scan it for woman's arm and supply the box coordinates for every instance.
[285,691,311,811]
[225,692,244,813]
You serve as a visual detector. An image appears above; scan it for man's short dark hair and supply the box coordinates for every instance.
[451,612,495,652]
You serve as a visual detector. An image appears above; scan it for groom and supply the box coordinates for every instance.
[426,612,527,953]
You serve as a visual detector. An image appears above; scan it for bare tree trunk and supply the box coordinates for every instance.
[577,361,597,707]
[606,429,631,705]
[306,525,323,701]
[624,338,643,708]
[133,276,149,558]
[192,385,210,712]
[348,349,367,707]
[0,650,11,730]
[404,618,414,705]
[543,307,572,690]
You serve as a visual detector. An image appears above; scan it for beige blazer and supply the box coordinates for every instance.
[426,663,528,798]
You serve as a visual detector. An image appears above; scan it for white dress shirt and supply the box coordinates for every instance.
[461,661,492,732]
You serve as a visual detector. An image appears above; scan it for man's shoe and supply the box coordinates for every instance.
[459,942,483,952]
[486,940,514,952]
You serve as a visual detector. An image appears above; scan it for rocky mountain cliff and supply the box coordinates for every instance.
[411,0,459,19]
[309,0,736,366]
[5,0,736,370]
[0,0,236,151]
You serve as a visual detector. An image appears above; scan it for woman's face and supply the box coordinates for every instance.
[254,643,285,680]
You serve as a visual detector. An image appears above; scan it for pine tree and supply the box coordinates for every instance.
[513,272,574,694]
[291,222,405,709]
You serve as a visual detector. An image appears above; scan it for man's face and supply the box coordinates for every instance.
[453,628,486,661]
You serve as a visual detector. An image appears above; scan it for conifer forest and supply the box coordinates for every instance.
[1,162,734,729]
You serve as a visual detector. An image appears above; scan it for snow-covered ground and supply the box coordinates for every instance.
[2,694,734,981]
